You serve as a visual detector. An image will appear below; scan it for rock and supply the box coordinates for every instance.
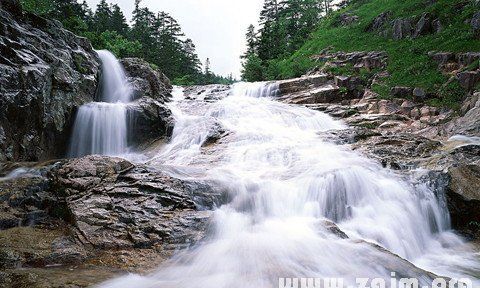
[121,58,172,102]
[378,100,400,114]
[51,156,223,249]
[456,71,480,90]
[447,164,480,238]
[391,86,413,98]
[412,87,427,101]
[413,13,433,38]
[184,85,231,102]
[335,13,359,27]
[392,18,414,40]
[432,19,442,33]
[456,52,480,67]
[334,76,363,91]
[472,11,480,38]
[410,108,421,119]
[0,7,100,161]
[450,92,480,136]
[366,11,392,32]
[202,123,229,147]
[429,52,455,65]
[126,98,174,147]
[352,133,441,170]
[277,74,330,96]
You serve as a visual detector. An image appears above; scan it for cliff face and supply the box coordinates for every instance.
[0,0,100,161]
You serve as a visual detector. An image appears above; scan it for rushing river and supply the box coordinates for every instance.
[97,84,479,288]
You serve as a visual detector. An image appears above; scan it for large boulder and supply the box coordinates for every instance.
[121,58,172,103]
[127,97,174,147]
[0,6,100,162]
[0,155,225,262]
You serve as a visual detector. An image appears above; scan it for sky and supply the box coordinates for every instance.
[85,0,265,78]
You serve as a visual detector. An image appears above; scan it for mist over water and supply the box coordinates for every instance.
[99,84,479,287]
[68,50,132,158]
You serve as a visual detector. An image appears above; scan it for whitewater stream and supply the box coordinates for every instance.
[97,84,479,288]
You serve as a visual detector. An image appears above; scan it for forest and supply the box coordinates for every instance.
[20,0,235,85]
[241,0,344,81]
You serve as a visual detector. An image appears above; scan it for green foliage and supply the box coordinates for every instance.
[21,0,54,15]
[241,53,265,82]
[244,0,480,108]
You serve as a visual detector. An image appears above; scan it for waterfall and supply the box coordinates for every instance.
[68,50,131,158]
[99,83,479,288]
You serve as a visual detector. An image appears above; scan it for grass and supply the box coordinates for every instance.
[273,0,480,108]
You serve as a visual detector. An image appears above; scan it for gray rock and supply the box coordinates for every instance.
[456,71,480,90]
[127,98,174,148]
[447,163,480,238]
[413,13,433,38]
[413,87,427,101]
[335,13,359,27]
[429,52,455,65]
[391,86,413,98]
[432,19,442,33]
[366,11,392,32]
[0,6,100,161]
[121,58,172,103]
[456,52,480,67]
[334,76,364,91]
[51,156,223,249]
[392,18,414,40]
[472,11,480,38]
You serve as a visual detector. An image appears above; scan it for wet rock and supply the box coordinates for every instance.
[202,123,229,147]
[127,97,174,147]
[0,6,100,161]
[51,156,222,249]
[277,74,330,95]
[352,133,441,170]
[121,58,172,102]
[447,164,480,238]
[184,85,231,102]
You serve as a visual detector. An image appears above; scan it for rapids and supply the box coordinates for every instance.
[98,84,479,288]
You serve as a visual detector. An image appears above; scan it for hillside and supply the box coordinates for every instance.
[256,0,480,108]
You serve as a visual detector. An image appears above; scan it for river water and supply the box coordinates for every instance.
[98,84,479,287]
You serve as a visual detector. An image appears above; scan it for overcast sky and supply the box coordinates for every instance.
[85,0,264,78]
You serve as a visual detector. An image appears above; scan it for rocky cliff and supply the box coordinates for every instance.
[0,0,100,161]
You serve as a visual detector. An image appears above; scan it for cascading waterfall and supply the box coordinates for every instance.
[100,83,479,288]
[68,50,131,158]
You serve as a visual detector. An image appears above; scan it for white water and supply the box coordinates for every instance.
[68,50,132,157]
[100,84,479,287]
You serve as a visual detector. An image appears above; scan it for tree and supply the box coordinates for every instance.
[241,53,264,82]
